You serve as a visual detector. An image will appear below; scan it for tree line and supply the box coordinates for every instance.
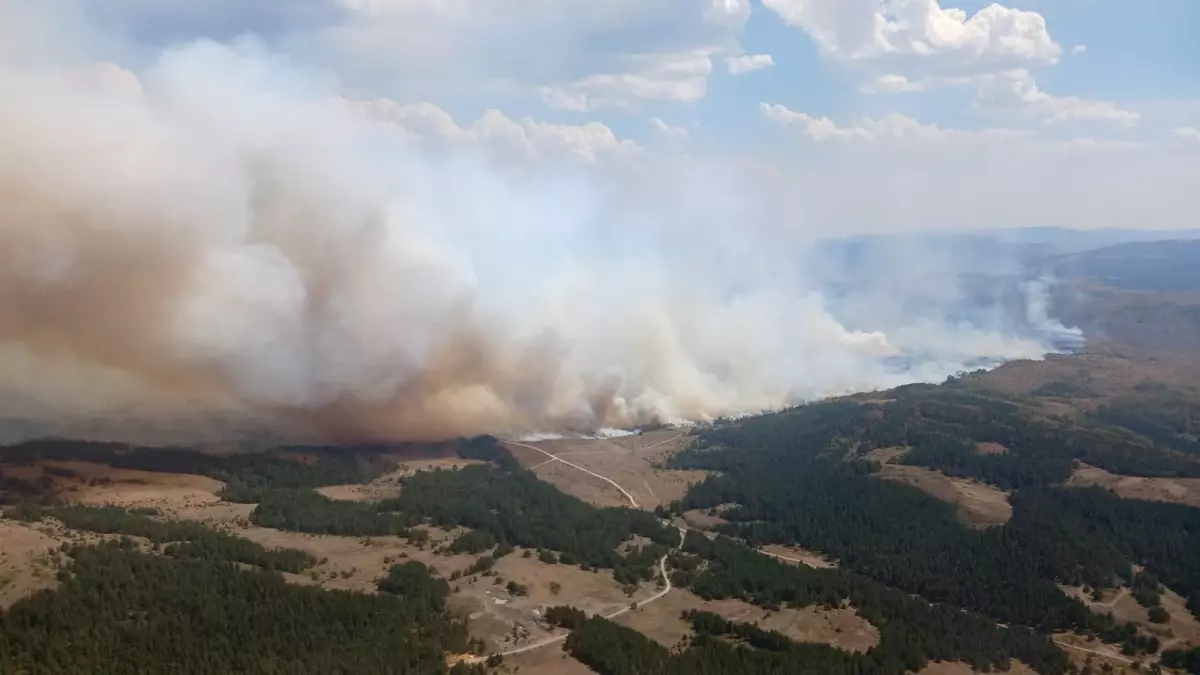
[9,503,315,573]
[667,390,1189,658]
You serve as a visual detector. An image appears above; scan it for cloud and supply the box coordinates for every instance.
[306,0,749,109]
[762,103,1152,158]
[539,50,715,111]
[860,72,972,93]
[50,0,752,111]
[649,117,690,142]
[761,104,873,141]
[1173,126,1200,142]
[761,0,1061,66]
[351,99,643,164]
[760,102,1027,144]
[1071,45,1087,55]
[726,53,775,75]
[975,69,1141,126]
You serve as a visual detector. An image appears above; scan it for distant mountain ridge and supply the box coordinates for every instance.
[1042,239,1200,292]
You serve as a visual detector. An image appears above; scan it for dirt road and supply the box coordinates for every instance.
[461,441,687,663]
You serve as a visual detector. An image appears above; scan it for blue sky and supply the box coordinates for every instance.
[11,0,1200,233]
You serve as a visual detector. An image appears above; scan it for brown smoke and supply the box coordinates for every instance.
[0,27,1071,445]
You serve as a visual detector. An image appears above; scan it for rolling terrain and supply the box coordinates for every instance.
[5,233,1200,674]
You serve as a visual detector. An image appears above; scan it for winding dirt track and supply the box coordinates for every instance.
[503,440,642,509]
[463,439,686,663]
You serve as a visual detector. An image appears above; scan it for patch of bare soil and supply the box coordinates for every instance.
[758,544,837,569]
[0,519,63,607]
[975,442,1009,456]
[504,648,595,675]
[226,526,475,593]
[400,457,485,473]
[681,508,728,530]
[1158,587,1200,651]
[0,517,122,607]
[1069,464,1200,508]
[1052,632,1140,670]
[1061,586,1148,625]
[876,464,1013,527]
[314,482,397,502]
[615,588,878,653]
[863,446,910,463]
[1062,582,1200,655]
[306,457,485,503]
[15,460,228,514]
[455,552,655,654]
[450,548,675,656]
[508,431,707,510]
[914,661,1036,675]
[525,460,632,508]
[315,469,406,502]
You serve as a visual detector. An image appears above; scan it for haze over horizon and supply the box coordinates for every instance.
[2,1,1192,442]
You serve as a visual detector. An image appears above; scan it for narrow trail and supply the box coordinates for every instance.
[525,431,685,466]
[1050,639,1135,664]
[756,549,818,569]
[1097,586,1129,609]
[632,432,686,453]
[642,479,659,504]
[503,440,641,509]
[470,523,686,662]
[464,438,688,663]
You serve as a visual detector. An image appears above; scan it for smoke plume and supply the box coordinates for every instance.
[0,10,1080,442]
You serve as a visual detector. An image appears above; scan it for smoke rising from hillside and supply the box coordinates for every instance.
[0,14,1080,442]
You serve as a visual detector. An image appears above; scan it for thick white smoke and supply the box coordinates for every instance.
[0,10,1080,442]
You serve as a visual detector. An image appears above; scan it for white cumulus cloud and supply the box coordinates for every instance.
[860,72,973,92]
[761,0,1061,66]
[760,102,1026,144]
[350,99,643,164]
[975,69,1141,126]
[649,117,690,142]
[539,50,714,111]
[727,53,776,75]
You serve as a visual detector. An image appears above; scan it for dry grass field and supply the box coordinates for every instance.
[0,520,65,608]
[614,587,879,653]
[864,447,1013,527]
[757,543,838,568]
[0,516,135,607]
[1060,582,1200,656]
[506,429,709,509]
[504,647,596,675]
[1068,463,1200,508]
[977,344,1200,413]
[914,661,1037,675]
[876,463,1014,527]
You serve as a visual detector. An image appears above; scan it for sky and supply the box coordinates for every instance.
[17,0,1196,236]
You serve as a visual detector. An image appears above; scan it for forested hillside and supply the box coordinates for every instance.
[659,382,1200,670]
[0,539,486,675]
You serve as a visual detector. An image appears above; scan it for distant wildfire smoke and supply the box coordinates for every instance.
[0,14,1081,443]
